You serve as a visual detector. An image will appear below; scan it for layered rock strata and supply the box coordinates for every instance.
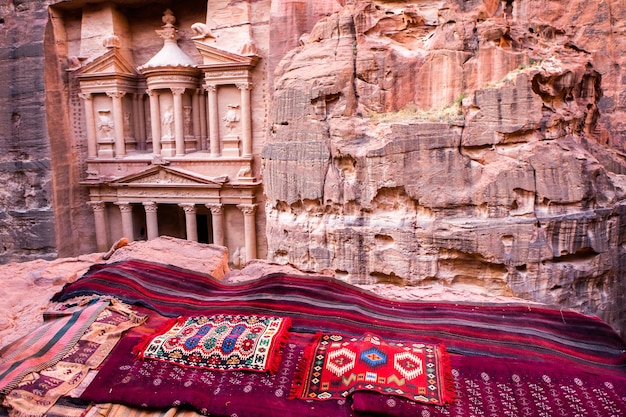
[263,0,626,336]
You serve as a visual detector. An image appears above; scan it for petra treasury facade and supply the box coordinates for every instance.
[58,2,265,267]
[2,0,626,336]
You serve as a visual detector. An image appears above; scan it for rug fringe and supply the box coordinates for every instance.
[438,344,456,404]
[6,408,46,417]
[267,317,292,375]
[132,317,180,359]
[288,332,322,400]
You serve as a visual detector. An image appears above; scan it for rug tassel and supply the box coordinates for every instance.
[267,317,293,375]
[288,332,322,400]
[438,344,456,404]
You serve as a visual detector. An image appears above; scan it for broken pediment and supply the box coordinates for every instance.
[194,42,259,69]
[74,48,138,80]
[109,166,226,187]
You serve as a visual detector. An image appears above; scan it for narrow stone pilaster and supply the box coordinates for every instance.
[79,92,97,158]
[205,84,220,157]
[107,91,126,157]
[198,88,208,150]
[236,82,253,157]
[147,89,161,155]
[172,87,186,156]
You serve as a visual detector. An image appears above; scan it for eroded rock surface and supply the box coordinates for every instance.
[263,0,626,336]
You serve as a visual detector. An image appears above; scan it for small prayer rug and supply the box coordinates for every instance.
[291,333,454,406]
[134,314,291,373]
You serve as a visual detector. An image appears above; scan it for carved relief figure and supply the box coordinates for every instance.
[223,104,240,132]
[97,110,114,140]
[161,106,174,138]
[183,106,192,136]
[123,111,132,139]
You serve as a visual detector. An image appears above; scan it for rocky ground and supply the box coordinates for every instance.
[0,236,539,351]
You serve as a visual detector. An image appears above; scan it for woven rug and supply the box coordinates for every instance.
[2,298,146,417]
[0,299,108,395]
[134,314,290,373]
[81,331,358,417]
[52,260,626,416]
[350,354,626,416]
[52,260,626,376]
[291,333,453,405]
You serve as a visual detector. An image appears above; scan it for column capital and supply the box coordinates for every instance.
[237,203,257,215]
[88,201,106,212]
[146,89,159,97]
[204,84,217,93]
[179,203,197,213]
[106,91,126,99]
[142,201,158,213]
[78,92,92,101]
[115,202,133,212]
[236,82,253,91]
[171,87,186,95]
[205,203,223,214]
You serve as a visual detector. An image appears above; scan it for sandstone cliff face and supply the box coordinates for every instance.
[0,1,57,263]
[263,0,626,335]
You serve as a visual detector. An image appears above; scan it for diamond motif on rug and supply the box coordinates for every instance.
[134,314,291,373]
[291,333,454,405]
[361,347,387,368]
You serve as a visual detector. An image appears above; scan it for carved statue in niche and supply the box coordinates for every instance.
[183,106,192,136]
[161,106,174,138]
[97,110,114,141]
[223,104,240,132]
[123,111,132,139]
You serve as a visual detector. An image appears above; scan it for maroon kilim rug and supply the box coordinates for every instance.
[351,355,626,417]
[291,333,454,405]
[53,260,626,416]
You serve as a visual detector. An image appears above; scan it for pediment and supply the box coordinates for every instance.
[75,49,138,78]
[110,166,226,187]
[194,42,259,68]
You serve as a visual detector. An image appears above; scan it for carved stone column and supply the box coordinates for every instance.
[79,92,97,159]
[116,202,134,242]
[143,202,159,240]
[147,89,161,155]
[238,203,257,262]
[88,201,108,252]
[107,91,126,158]
[198,88,208,151]
[179,203,198,242]
[206,203,224,246]
[206,84,220,157]
[172,87,186,156]
[237,82,253,157]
